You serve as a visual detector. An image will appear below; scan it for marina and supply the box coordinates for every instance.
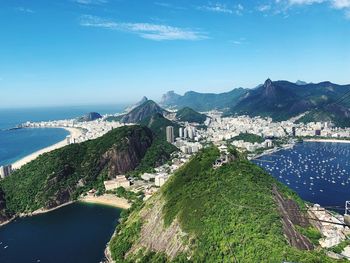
[254,141,350,213]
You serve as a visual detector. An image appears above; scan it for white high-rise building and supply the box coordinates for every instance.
[183,128,188,138]
[0,165,12,179]
[166,126,174,143]
[179,127,183,138]
[188,127,194,140]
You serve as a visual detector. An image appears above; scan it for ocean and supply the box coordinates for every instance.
[0,104,126,166]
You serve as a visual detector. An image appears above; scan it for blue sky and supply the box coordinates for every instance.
[0,0,349,108]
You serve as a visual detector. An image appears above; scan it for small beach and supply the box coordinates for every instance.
[80,194,131,209]
[11,127,82,170]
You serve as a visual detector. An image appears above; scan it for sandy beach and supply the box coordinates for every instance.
[80,194,131,209]
[304,138,350,144]
[12,127,83,170]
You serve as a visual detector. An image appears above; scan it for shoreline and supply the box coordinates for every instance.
[79,194,131,210]
[0,201,76,228]
[303,138,350,144]
[11,126,83,170]
[0,194,129,228]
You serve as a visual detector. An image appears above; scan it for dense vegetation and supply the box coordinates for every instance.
[110,146,344,262]
[297,107,350,128]
[127,137,177,177]
[175,107,207,124]
[231,80,350,122]
[0,125,174,216]
[139,113,181,139]
[231,132,265,144]
[105,115,124,122]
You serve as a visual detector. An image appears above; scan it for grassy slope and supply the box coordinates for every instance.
[110,147,344,262]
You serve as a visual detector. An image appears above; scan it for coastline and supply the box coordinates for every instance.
[11,127,83,170]
[304,138,350,144]
[79,194,131,210]
[0,201,76,228]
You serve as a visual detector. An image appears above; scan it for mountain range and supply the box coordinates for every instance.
[160,79,350,126]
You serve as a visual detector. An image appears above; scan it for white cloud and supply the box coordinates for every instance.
[197,2,244,15]
[79,15,208,41]
[331,0,350,9]
[197,3,234,14]
[288,0,325,5]
[73,0,107,5]
[270,0,350,18]
[16,7,34,13]
[258,4,272,12]
[154,2,186,10]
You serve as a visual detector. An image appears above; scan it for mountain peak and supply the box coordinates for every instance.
[264,78,273,87]
[296,80,307,85]
[121,100,167,123]
[140,96,148,102]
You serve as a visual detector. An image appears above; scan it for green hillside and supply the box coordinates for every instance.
[0,126,175,218]
[175,107,207,124]
[139,113,181,139]
[298,106,350,128]
[109,146,342,262]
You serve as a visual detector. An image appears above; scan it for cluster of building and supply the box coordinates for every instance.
[308,204,350,249]
[101,150,191,200]
[231,139,274,152]
[21,118,124,144]
[166,125,204,154]
[204,113,350,141]
[293,122,350,138]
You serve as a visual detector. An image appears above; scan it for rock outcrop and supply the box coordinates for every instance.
[127,194,189,260]
[78,112,102,122]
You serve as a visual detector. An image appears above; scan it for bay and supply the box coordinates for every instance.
[0,203,121,263]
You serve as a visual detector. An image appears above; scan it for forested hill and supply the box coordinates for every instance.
[0,125,176,223]
[109,146,343,262]
[175,107,207,124]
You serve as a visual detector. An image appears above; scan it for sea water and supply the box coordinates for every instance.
[0,104,126,166]
[254,142,350,212]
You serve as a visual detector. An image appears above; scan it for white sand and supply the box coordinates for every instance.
[80,194,131,209]
[12,127,83,170]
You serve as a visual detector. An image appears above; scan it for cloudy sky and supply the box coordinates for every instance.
[0,0,349,108]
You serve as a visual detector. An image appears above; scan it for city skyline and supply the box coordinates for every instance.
[1,0,349,108]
